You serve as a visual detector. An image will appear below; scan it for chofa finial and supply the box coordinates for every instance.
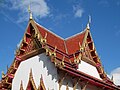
[28,4,32,20]
[87,15,91,30]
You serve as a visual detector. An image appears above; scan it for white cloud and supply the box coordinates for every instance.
[73,5,84,18]
[109,67,120,86]
[74,9,84,18]
[6,0,50,23]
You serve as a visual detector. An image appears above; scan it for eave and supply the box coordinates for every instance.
[60,65,119,90]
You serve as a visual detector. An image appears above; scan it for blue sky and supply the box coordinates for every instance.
[0,0,120,85]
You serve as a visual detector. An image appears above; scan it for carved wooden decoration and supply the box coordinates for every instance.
[59,73,67,90]
[38,74,46,90]
[73,79,80,90]
[81,81,89,90]
[26,69,37,90]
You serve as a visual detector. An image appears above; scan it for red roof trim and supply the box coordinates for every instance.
[62,65,119,90]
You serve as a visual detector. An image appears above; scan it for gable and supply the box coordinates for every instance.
[16,22,45,60]
[82,31,106,79]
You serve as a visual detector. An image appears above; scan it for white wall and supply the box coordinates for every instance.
[12,53,101,90]
[113,73,120,85]
[77,60,101,80]
[12,53,58,90]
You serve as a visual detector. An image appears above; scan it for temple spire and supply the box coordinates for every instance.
[87,15,91,30]
[28,4,32,20]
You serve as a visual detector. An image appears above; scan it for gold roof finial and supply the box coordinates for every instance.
[28,4,32,20]
[87,15,91,30]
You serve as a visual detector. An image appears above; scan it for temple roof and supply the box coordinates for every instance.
[15,19,108,80]
[35,22,86,55]
[0,18,120,90]
[36,23,67,53]
[18,19,103,71]
[65,31,86,54]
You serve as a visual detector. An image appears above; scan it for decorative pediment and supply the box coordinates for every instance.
[38,75,46,90]
[26,69,37,90]
[80,29,106,79]
[26,72,47,90]
[16,24,42,57]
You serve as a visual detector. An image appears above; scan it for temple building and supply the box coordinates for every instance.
[0,11,120,90]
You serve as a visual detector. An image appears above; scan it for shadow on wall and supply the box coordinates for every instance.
[38,53,58,82]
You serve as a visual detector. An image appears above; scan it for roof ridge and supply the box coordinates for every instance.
[34,21,65,40]
[65,30,86,40]
[64,40,68,54]
[34,20,86,41]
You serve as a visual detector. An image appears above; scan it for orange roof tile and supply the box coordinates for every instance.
[65,31,86,55]
[35,23,86,55]
[36,24,67,53]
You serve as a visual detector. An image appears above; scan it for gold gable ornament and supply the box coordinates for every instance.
[51,46,57,57]
[41,33,47,45]
[59,56,65,68]
[74,54,80,64]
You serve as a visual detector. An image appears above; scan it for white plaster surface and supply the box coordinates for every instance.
[12,53,101,90]
[113,74,120,85]
[77,60,101,80]
[12,53,58,90]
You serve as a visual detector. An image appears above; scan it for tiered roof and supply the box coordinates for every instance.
[0,18,120,90]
